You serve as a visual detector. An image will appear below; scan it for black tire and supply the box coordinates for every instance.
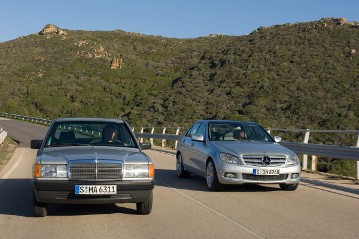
[206,160,222,191]
[33,195,48,217]
[279,183,299,191]
[176,153,190,178]
[136,192,153,215]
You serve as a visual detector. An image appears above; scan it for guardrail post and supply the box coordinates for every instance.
[140,127,144,143]
[302,129,310,170]
[161,127,166,148]
[174,127,180,149]
[356,133,359,180]
[311,155,318,172]
[150,127,155,146]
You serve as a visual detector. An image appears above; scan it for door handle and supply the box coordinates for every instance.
[191,143,194,147]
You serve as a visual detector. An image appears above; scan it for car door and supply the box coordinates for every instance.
[190,122,208,176]
[179,122,201,170]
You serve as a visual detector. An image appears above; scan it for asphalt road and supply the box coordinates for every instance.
[0,118,358,239]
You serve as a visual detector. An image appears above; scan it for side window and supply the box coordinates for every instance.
[197,123,206,137]
[186,123,201,138]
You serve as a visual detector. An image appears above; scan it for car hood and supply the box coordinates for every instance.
[39,146,150,164]
[210,141,295,156]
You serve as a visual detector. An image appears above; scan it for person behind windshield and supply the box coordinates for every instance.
[102,125,118,143]
[233,127,246,140]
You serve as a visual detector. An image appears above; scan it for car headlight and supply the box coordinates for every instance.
[220,153,242,164]
[123,164,154,178]
[287,154,300,165]
[33,164,67,178]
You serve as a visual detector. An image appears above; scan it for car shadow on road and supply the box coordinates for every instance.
[0,179,142,217]
[154,168,281,192]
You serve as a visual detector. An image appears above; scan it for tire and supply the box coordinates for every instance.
[136,192,153,215]
[206,160,222,191]
[279,183,299,191]
[176,153,190,178]
[33,195,48,217]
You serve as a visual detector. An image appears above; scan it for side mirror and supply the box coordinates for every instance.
[140,143,151,150]
[31,140,43,149]
[274,136,281,143]
[191,134,204,142]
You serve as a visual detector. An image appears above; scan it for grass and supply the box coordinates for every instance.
[0,137,18,171]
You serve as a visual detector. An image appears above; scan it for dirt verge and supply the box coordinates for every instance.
[0,137,18,172]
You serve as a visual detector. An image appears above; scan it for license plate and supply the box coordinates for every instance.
[253,169,280,175]
[75,185,117,195]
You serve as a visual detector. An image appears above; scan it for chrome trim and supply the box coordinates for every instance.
[68,159,123,181]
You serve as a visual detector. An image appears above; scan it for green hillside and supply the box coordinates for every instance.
[0,18,358,132]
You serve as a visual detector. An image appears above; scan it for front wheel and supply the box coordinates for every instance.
[279,183,299,191]
[206,160,222,191]
[33,195,48,217]
[136,192,153,215]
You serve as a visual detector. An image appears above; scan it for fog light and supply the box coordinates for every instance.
[224,173,237,178]
[292,173,300,179]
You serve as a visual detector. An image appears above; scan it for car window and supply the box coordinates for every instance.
[186,122,201,138]
[208,122,274,142]
[44,121,137,148]
[197,123,206,137]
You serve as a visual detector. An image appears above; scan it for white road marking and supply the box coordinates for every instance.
[157,179,267,239]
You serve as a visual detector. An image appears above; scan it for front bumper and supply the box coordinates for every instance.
[216,163,301,185]
[33,179,154,204]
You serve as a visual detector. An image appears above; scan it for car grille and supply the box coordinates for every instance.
[242,155,287,166]
[69,160,123,181]
[242,174,289,181]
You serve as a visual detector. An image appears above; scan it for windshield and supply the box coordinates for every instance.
[208,122,274,142]
[44,121,137,148]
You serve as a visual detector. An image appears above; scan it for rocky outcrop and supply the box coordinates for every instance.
[110,57,123,70]
[39,24,67,36]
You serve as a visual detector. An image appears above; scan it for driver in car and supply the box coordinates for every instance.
[102,125,118,143]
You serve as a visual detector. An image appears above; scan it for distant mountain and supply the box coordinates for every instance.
[0,18,358,133]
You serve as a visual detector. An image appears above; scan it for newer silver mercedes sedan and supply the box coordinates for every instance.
[176,120,301,191]
[31,118,154,217]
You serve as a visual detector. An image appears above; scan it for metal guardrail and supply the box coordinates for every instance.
[136,133,359,160]
[0,112,51,125]
[280,142,359,160]
[0,125,7,146]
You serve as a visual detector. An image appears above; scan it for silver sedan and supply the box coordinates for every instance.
[176,120,301,191]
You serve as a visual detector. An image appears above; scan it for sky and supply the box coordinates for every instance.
[1,0,359,42]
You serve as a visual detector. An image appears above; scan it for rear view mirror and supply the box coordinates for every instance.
[274,136,281,143]
[192,134,204,142]
[140,143,151,150]
[31,140,43,149]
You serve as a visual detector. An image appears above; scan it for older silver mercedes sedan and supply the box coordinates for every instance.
[31,118,154,217]
[176,120,301,191]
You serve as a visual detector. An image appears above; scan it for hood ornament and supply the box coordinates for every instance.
[263,156,271,165]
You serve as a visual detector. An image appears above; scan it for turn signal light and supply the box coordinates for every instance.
[33,163,41,178]
[148,164,155,178]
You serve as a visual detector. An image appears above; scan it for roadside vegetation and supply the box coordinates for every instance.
[0,137,18,171]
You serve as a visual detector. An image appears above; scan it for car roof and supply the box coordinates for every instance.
[197,120,259,125]
[52,118,125,123]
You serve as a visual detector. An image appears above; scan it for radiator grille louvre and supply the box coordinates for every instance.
[69,161,122,181]
[242,174,289,181]
[242,155,287,166]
